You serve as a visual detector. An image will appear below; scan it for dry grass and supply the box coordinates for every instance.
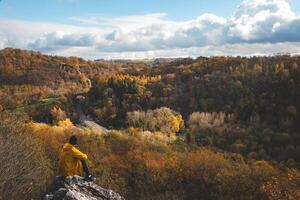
[0,112,53,200]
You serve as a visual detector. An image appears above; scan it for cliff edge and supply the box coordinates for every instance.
[44,176,125,200]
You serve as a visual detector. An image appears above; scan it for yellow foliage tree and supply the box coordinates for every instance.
[58,118,74,128]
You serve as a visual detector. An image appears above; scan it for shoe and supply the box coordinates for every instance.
[85,174,96,182]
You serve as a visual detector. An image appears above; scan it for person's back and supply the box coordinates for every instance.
[58,136,92,179]
[59,142,87,176]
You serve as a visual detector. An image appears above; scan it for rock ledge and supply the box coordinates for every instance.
[45,175,125,200]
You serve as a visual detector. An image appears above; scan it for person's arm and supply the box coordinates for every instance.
[71,146,88,160]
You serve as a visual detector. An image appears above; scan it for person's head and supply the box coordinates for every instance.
[69,135,77,145]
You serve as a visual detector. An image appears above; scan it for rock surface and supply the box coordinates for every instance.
[45,176,125,200]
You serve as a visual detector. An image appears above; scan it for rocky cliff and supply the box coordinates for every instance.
[44,176,125,200]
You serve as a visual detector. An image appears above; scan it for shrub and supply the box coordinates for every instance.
[0,112,53,200]
[127,107,184,135]
[188,112,226,131]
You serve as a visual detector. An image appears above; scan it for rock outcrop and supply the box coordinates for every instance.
[45,176,125,200]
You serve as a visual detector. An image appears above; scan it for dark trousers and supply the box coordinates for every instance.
[81,160,91,177]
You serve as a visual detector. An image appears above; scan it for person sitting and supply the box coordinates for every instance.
[58,135,93,180]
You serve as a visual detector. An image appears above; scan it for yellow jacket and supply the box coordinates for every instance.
[58,143,88,177]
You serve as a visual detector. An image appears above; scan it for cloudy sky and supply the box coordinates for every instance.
[1,0,300,59]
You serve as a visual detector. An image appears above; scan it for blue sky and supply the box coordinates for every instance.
[1,0,300,22]
[1,0,300,59]
[0,0,244,22]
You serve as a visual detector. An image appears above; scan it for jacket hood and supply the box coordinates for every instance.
[63,143,74,151]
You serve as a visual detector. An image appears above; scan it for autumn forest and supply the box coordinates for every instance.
[0,48,299,200]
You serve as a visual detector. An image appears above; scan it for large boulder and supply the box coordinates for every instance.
[45,176,125,200]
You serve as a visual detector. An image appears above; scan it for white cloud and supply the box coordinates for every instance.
[227,0,299,42]
[1,0,300,59]
[47,42,300,60]
[71,13,169,29]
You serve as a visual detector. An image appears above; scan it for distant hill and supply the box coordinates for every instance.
[0,48,111,108]
[0,48,88,85]
[0,48,194,108]
[102,57,193,67]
